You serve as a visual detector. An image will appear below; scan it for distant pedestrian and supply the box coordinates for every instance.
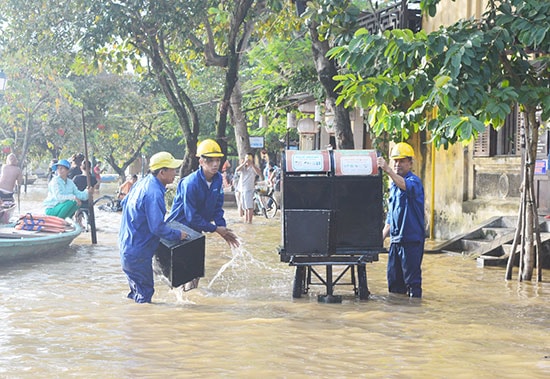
[118,174,138,200]
[68,153,85,179]
[377,142,425,298]
[93,162,102,190]
[73,161,98,192]
[235,153,261,224]
[73,160,98,211]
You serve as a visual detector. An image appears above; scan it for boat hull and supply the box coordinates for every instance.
[0,223,81,260]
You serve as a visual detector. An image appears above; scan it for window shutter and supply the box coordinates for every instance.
[516,108,525,153]
[474,127,491,156]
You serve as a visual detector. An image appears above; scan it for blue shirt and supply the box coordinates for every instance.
[386,171,425,243]
[118,174,182,258]
[167,168,226,233]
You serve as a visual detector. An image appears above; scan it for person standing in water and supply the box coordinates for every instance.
[167,139,239,248]
[118,152,188,304]
[235,152,262,224]
[377,142,425,298]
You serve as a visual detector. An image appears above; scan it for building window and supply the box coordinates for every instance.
[473,105,521,157]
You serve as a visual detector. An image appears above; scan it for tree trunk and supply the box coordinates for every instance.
[505,106,541,281]
[19,112,32,170]
[209,0,255,159]
[309,21,354,149]
[103,141,148,183]
[521,107,539,281]
[216,53,239,164]
[146,37,199,177]
[229,80,250,159]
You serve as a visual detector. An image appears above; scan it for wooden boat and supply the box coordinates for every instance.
[100,174,119,183]
[0,219,81,260]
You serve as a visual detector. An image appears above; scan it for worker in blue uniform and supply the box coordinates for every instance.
[119,152,188,303]
[377,142,425,298]
[167,139,239,248]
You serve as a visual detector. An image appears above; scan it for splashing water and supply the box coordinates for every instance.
[169,286,198,304]
[207,241,269,291]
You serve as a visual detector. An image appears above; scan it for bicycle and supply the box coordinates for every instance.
[73,194,121,232]
[93,194,121,212]
[253,187,278,219]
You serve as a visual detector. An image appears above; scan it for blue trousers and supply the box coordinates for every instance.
[387,242,424,298]
[120,252,155,303]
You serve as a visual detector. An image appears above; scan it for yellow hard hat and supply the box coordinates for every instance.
[390,142,415,159]
[196,139,224,158]
[149,152,183,171]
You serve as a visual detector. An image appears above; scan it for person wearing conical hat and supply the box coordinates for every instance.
[377,142,425,298]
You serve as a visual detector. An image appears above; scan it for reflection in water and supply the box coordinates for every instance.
[0,180,549,377]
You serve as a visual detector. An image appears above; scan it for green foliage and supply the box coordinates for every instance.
[246,37,321,118]
[244,6,319,155]
[305,0,362,45]
[330,0,550,147]
[0,54,77,163]
[75,74,162,167]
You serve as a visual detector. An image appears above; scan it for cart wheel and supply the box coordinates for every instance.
[357,265,370,300]
[292,266,306,298]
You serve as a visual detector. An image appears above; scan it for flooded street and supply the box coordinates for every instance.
[1,180,549,378]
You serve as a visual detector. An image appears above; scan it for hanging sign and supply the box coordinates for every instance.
[249,136,264,148]
[285,150,330,173]
[333,150,378,176]
[535,159,546,175]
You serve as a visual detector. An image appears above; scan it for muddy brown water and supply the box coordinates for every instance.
[0,179,548,378]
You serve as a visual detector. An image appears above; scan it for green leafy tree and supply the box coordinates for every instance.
[1,0,289,174]
[75,74,166,180]
[299,0,364,149]
[245,35,320,156]
[0,55,77,168]
[330,0,550,281]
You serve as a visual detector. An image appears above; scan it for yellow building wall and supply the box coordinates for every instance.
[424,142,467,239]
[423,0,489,31]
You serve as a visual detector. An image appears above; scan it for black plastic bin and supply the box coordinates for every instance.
[153,221,205,288]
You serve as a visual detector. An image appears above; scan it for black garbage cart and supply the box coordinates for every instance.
[279,149,386,303]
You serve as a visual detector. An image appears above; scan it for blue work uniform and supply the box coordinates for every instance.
[167,168,226,233]
[386,171,425,297]
[118,174,182,303]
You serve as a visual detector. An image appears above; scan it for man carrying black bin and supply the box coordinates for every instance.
[377,142,425,298]
[167,139,239,248]
[119,151,188,304]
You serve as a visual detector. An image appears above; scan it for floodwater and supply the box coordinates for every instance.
[0,180,549,378]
